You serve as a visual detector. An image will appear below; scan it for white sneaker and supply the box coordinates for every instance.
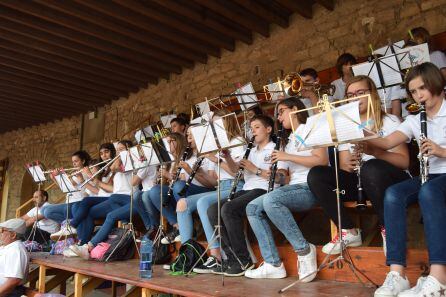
[398,276,426,297]
[50,226,77,240]
[322,229,362,255]
[297,243,317,283]
[374,271,410,297]
[408,275,446,297]
[63,247,79,258]
[70,244,90,260]
[244,262,286,279]
[381,227,387,257]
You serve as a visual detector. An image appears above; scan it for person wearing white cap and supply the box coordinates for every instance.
[0,218,29,297]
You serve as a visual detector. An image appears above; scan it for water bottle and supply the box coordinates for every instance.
[139,236,153,279]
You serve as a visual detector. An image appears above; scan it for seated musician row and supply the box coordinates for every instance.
[30,62,446,297]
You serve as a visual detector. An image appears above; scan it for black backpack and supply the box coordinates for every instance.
[100,228,135,262]
[169,239,207,275]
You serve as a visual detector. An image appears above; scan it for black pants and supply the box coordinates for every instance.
[25,226,51,244]
[207,189,267,263]
[5,285,25,297]
[307,159,410,228]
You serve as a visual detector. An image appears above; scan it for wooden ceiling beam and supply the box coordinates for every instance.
[33,0,208,64]
[0,95,77,117]
[231,0,289,28]
[316,0,335,11]
[0,3,182,74]
[151,0,253,45]
[192,0,270,37]
[0,53,134,97]
[0,48,128,97]
[75,0,221,58]
[0,113,44,126]
[275,0,313,19]
[0,82,101,108]
[0,107,60,123]
[0,72,113,103]
[114,0,235,51]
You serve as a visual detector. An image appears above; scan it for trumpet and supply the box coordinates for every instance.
[282,72,336,97]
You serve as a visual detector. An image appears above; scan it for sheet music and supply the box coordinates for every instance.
[352,61,382,88]
[120,148,150,172]
[29,165,46,183]
[397,43,430,69]
[190,112,213,125]
[195,101,211,116]
[294,101,364,150]
[373,40,405,56]
[352,55,402,88]
[191,124,219,154]
[140,143,161,166]
[134,125,154,143]
[264,81,286,101]
[234,82,258,110]
[160,114,177,128]
[55,173,77,193]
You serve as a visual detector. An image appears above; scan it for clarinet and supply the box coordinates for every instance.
[177,156,204,197]
[419,103,429,184]
[164,145,190,206]
[267,123,284,193]
[354,144,367,210]
[227,137,255,201]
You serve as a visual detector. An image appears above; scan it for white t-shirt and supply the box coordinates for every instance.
[379,86,407,110]
[397,99,446,174]
[26,202,60,234]
[242,141,275,191]
[137,166,157,191]
[0,240,29,286]
[339,114,401,162]
[299,98,315,116]
[113,172,135,195]
[181,155,211,187]
[207,137,245,181]
[278,134,320,185]
[430,51,446,70]
[66,173,88,203]
[331,77,346,101]
[98,172,113,197]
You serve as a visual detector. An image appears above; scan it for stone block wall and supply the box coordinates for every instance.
[1,0,446,218]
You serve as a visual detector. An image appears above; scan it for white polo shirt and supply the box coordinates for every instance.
[243,141,275,191]
[207,137,245,181]
[0,240,29,286]
[97,172,113,197]
[331,77,346,101]
[339,114,401,162]
[67,173,88,203]
[430,51,446,70]
[397,98,446,174]
[26,202,59,234]
[278,134,323,185]
[180,155,211,187]
[137,166,157,191]
[113,172,135,195]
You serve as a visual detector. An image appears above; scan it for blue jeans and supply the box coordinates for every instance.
[42,201,80,224]
[70,196,109,227]
[177,179,243,249]
[77,200,113,244]
[246,183,316,265]
[385,174,446,266]
[134,190,159,229]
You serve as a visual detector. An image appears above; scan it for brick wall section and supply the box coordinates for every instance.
[1,0,446,219]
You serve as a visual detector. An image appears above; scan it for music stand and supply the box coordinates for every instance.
[24,162,49,249]
[279,94,379,293]
[186,113,245,284]
[52,169,81,253]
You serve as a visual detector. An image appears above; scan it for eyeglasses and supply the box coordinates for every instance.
[278,107,290,116]
[167,139,177,144]
[346,89,370,98]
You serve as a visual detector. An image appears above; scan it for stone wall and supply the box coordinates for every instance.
[1,0,446,219]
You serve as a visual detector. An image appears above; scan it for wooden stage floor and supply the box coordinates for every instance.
[32,253,377,297]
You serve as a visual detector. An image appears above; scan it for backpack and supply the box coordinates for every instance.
[95,228,135,262]
[169,239,207,275]
[153,242,174,265]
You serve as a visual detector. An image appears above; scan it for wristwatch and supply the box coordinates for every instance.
[255,168,262,176]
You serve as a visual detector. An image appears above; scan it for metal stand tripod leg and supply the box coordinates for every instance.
[279,146,377,293]
[152,164,168,272]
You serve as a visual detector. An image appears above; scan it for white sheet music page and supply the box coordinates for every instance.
[195,101,211,116]
[191,124,219,154]
[397,43,430,69]
[265,81,285,101]
[161,114,177,128]
[140,143,160,166]
[352,61,382,88]
[129,146,147,170]
[55,173,77,193]
[134,126,154,143]
[120,151,134,172]
[30,165,46,182]
[373,40,405,56]
[380,55,403,86]
[333,101,364,143]
[234,82,258,111]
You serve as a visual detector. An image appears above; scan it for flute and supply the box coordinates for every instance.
[178,156,204,197]
[227,137,255,201]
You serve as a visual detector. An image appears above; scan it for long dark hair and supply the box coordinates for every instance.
[72,150,91,167]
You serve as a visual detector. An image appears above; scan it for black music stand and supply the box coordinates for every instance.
[279,94,379,293]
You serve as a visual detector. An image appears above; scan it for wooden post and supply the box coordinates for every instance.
[74,273,87,297]
[38,265,47,293]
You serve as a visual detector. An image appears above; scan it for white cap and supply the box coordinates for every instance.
[0,218,27,235]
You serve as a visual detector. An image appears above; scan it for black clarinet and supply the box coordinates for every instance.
[178,156,204,197]
[354,144,367,210]
[227,137,255,201]
[419,103,429,184]
[164,145,190,206]
[267,123,284,193]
